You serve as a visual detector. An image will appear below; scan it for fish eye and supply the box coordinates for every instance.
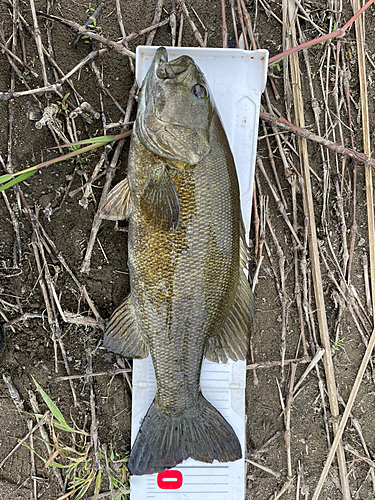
[192,84,207,99]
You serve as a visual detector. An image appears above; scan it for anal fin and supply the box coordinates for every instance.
[104,295,148,359]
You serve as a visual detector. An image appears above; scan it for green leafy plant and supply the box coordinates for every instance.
[88,17,101,31]
[31,378,130,500]
[0,130,132,194]
[85,3,95,14]
[333,337,346,351]
[68,144,84,165]
[57,93,71,112]
[269,62,281,72]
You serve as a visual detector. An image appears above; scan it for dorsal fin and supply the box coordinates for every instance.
[99,177,132,221]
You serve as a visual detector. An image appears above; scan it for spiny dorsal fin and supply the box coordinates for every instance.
[140,163,180,232]
[104,295,148,359]
[99,177,132,221]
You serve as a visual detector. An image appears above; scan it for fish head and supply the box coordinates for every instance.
[135,47,213,165]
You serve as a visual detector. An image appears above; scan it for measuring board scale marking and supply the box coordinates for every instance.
[131,357,246,499]
[134,465,239,499]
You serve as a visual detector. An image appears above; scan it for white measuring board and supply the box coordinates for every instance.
[131,46,268,500]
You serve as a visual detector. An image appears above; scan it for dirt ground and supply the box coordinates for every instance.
[1,1,375,499]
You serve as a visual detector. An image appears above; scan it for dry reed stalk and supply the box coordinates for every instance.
[256,155,301,247]
[252,183,260,263]
[266,213,287,381]
[311,329,375,499]
[146,0,164,46]
[311,1,375,496]
[272,479,294,500]
[86,341,101,471]
[29,0,48,85]
[29,390,65,491]
[234,0,246,50]
[14,9,84,106]
[0,39,38,77]
[282,0,350,496]
[336,390,375,492]
[220,0,228,48]
[229,0,239,49]
[0,413,49,469]
[362,254,373,316]
[123,18,171,43]
[0,184,21,264]
[178,12,184,46]
[245,459,280,477]
[27,418,38,500]
[74,2,105,46]
[55,368,131,383]
[116,356,133,393]
[259,111,375,167]
[284,363,296,479]
[80,82,137,274]
[37,12,135,58]
[291,174,308,357]
[350,1,375,304]
[248,336,259,386]
[344,443,375,469]
[170,0,177,46]
[334,176,349,277]
[261,121,288,210]
[347,162,358,283]
[178,0,204,46]
[246,356,310,371]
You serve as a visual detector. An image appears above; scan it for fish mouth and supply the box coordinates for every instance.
[154,46,168,66]
[154,47,190,82]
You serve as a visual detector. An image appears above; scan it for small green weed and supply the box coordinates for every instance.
[333,337,346,351]
[31,378,130,500]
[68,144,83,164]
[270,62,281,72]
[85,2,95,14]
[0,130,132,194]
[56,92,71,113]
[88,17,101,31]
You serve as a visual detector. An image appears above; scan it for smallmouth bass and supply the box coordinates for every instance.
[100,47,254,476]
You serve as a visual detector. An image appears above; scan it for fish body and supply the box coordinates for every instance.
[101,47,254,476]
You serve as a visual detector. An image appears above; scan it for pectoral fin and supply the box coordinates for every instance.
[140,164,180,231]
[205,228,254,363]
[99,177,132,221]
[104,295,148,359]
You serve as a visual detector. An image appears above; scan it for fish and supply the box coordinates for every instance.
[100,47,254,476]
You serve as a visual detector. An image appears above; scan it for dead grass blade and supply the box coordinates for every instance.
[311,1,375,497]
[282,0,350,496]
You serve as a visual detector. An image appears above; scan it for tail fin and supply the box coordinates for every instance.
[128,394,241,476]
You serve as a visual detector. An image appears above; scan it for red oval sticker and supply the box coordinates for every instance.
[157,470,183,490]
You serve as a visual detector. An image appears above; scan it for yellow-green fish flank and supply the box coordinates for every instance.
[100,47,254,476]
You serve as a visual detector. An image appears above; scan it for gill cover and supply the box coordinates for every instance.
[135,47,213,165]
